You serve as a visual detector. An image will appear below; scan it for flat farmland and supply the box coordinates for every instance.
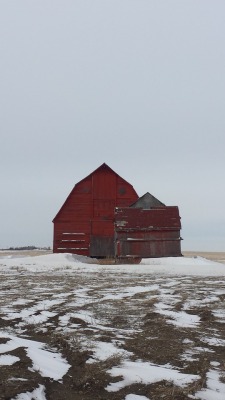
[0,252,225,400]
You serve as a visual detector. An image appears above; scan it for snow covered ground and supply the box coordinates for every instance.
[0,253,225,399]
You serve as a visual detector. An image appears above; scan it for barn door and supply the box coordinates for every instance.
[90,220,114,257]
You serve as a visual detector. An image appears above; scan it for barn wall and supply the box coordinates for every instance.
[53,177,92,254]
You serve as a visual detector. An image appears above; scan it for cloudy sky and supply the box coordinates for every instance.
[1,0,225,251]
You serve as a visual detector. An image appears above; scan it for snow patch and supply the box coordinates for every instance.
[87,341,131,363]
[12,384,46,400]
[1,253,225,276]
[195,369,225,400]
[0,354,20,365]
[106,361,199,392]
[0,332,70,380]
[125,395,150,400]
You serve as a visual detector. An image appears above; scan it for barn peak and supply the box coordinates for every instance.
[89,162,121,176]
[79,163,133,186]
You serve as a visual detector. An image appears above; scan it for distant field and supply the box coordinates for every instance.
[0,250,52,257]
[183,251,225,264]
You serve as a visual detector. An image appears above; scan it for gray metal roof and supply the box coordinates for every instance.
[130,192,165,209]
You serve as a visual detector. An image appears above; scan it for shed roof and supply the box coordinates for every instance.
[130,192,165,209]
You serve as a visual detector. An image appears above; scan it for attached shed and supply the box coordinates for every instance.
[53,163,138,256]
[115,193,182,258]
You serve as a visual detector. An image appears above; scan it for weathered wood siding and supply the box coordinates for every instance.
[115,206,182,258]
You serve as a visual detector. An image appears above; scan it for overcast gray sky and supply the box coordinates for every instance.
[1,0,225,251]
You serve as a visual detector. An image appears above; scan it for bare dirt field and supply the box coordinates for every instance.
[0,252,225,399]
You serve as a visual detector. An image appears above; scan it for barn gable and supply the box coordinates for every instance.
[53,163,137,222]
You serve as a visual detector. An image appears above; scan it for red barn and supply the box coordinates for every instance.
[53,164,182,259]
[53,163,138,257]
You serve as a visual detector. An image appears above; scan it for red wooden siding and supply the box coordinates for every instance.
[115,207,182,258]
[53,164,138,255]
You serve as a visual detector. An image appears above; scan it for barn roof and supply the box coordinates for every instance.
[52,163,137,222]
[129,192,165,209]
